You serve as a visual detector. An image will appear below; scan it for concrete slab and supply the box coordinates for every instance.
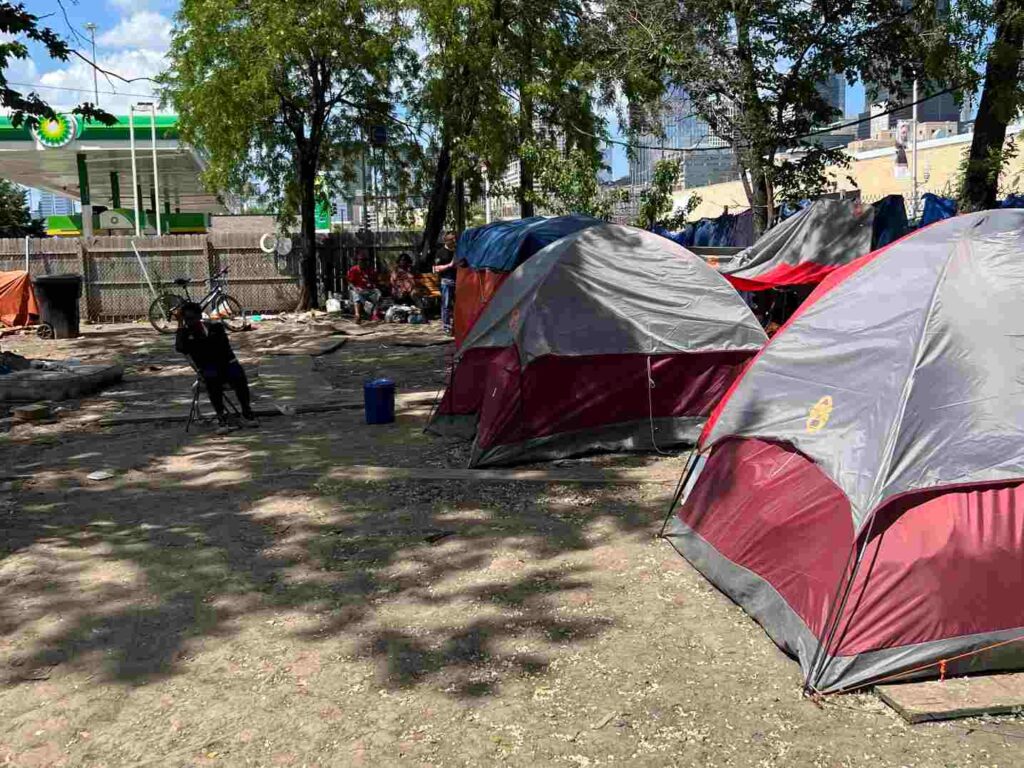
[877,673,1024,723]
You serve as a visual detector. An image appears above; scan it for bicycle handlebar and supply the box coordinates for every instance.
[211,266,230,280]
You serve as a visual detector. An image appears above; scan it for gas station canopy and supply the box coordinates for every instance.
[0,114,226,233]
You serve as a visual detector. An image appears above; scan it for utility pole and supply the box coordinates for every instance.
[84,23,99,106]
[912,79,919,221]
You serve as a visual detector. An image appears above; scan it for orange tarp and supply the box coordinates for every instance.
[0,271,38,327]
[453,266,510,348]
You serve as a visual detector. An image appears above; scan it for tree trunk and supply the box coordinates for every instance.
[419,140,453,269]
[296,158,319,310]
[454,177,467,232]
[961,1,1024,211]
[518,59,535,218]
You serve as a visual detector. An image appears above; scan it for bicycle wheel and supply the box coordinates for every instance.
[149,293,183,334]
[210,294,248,331]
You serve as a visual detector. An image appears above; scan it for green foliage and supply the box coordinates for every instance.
[161,0,412,223]
[598,0,950,232]
[0,3,115,127]
[0,178,43,238]
[633,158,700,230]
[525,142,626,220]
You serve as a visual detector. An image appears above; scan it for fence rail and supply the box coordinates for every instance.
[0,230,431,322]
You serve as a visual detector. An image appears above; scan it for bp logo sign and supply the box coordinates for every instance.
[32,114,79,148]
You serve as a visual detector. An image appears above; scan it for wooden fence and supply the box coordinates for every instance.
[0,229,432,321]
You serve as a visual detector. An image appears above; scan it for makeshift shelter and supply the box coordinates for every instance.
[720,199,874,291]
[452,215,601,347]
[920,192,957,225]
[430,224,767,466]
[870,194,909,248]
[665,210,1024,693]
[0,271,38,327]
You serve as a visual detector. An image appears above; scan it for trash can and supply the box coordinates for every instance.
[32,274,82,339]
[363,378,395,424]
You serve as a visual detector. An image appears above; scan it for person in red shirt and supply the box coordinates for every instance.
[347,252,382,323]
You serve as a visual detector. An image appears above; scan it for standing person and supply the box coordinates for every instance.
[432,231,458,335]
[347,251,382,324]
[175,302,258,434]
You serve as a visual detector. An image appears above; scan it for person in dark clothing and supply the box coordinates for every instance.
[432,231,458,334]
[175,302,257,432]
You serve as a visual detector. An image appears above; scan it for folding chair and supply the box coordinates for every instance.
[185,359,240,432]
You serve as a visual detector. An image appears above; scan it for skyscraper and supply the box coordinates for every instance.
[628,88,738,189]
[36,191,75,218]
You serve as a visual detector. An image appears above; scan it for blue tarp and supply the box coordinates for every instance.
[456,214,601,272]
[871,195,909,249]
[653,209,755,249]
[920,193,958,226]
[1001,194,1024,209]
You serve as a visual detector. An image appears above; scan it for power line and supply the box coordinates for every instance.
[8,81,156,100]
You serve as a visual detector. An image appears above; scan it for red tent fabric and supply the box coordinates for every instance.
[430,224,766,466]
[0,271,38,327]
[667,211,1024,693]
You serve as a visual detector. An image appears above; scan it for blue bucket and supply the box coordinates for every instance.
[363,378,396,424]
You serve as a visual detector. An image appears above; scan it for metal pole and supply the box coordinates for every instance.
[149,103,162,236]
[912,79,919,221]
[131,240,158,298]
[129,107,141,236]
[485,171,492,223]
[85,23,99,106]
[24,235,29,273]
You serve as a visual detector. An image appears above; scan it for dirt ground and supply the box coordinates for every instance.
[1,318,1022,767]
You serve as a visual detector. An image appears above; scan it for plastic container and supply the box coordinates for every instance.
[363,378,395,424]
[32,274,82,339]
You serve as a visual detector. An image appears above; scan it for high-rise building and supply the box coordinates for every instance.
[36,191,75,218]
[598,144,615,183]
[817,74,846,118]
[628,88,739,190]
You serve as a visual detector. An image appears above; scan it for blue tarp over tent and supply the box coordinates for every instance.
[652,209,754,249]
[871,195,909,248]
[456,214,601,272]
[920,193,958,226]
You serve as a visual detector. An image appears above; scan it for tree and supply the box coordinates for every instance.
[633,158,700,230]
[0,3,115,126]
[599,0,937,234]
[161,0,410,309]
[410,0,607,243]
[0,178,42,237]
[958,0,1024,210]
[525,143,625,219]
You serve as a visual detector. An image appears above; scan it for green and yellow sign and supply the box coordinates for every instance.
[31,114,79,148]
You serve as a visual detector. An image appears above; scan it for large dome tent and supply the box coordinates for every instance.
[452,214,601,347]
[429,223,766,466]
[665,209,1024,693]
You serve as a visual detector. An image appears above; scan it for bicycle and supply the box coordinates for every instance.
[148,266,248,334]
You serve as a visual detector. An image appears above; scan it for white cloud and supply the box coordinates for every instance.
[97,12,172,52]
[108,0,154,13]
[36,49,168,114]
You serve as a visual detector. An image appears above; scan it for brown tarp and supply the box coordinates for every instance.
[0,271,38,327]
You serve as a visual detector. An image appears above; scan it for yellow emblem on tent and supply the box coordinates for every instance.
[806,395,833,434]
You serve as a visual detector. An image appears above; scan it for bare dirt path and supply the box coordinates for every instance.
[0,320,1021,767]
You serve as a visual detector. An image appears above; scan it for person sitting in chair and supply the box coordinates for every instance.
[347,251,382,323]
[390,253,419,306]
[175,302,258,433]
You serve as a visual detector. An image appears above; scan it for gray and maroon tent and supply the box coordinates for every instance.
[429,224,766,466]
[720,199,875,291]
[666,209,1024,693]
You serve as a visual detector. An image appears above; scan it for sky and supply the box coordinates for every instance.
[17,0,175,115]
[18,0,870,180]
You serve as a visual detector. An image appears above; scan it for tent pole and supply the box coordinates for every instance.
[658,445,699,538]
